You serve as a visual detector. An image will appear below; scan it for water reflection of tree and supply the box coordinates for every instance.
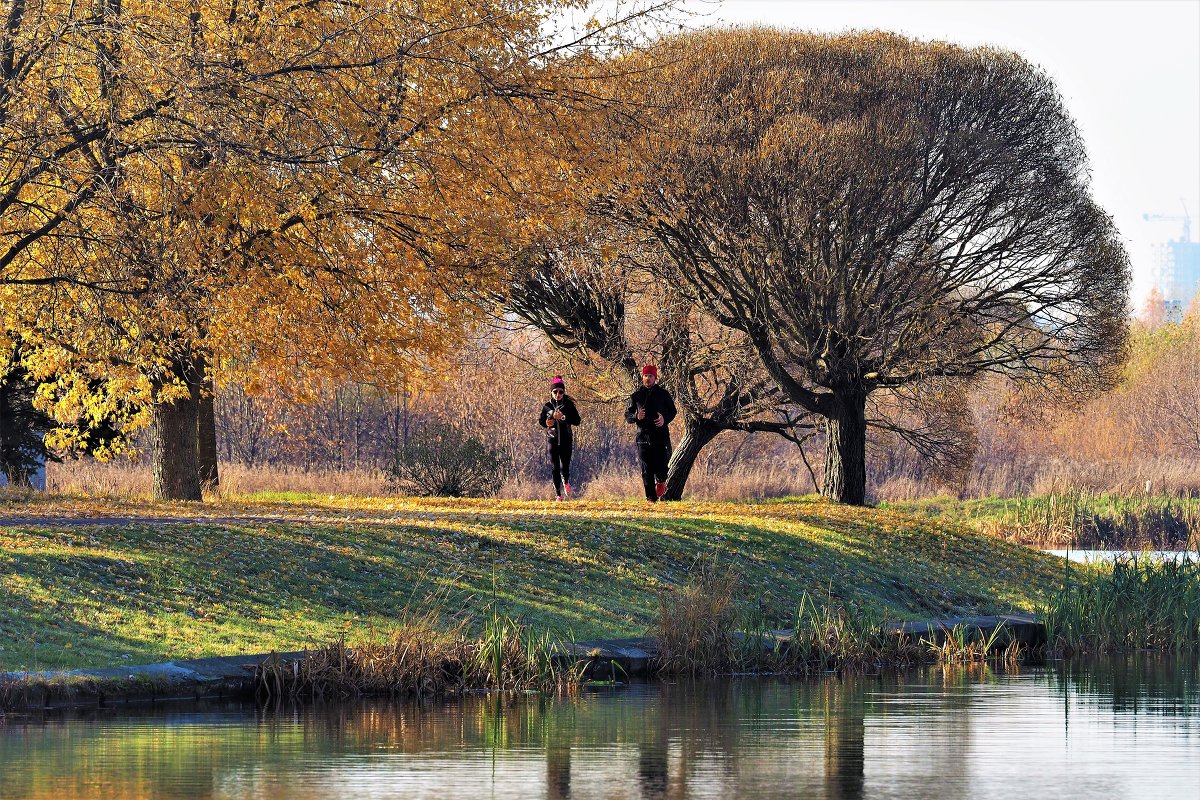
[823,678,866,800]
[546,740,571,800]
[818,668,990,799]
[634,681,741,799]
[1054,656,1199,716]
[16,663,1200,798]
[637,735,670,799]
[542,694,575,800]
[282,685,748,797]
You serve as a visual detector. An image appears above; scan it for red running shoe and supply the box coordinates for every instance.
[563,482,572,498]
[655,481,667,498]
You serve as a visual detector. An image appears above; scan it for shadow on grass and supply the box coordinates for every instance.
[2,502,1063,671]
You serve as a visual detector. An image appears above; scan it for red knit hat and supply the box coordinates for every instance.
[641,364,658,377]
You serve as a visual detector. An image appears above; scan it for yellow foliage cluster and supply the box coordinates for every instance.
[0,0,642,447]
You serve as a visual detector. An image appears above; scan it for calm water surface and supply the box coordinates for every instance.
[1,658,1197,799]
[1045,549,1199,563]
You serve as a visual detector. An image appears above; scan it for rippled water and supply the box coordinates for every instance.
[2,658,1197,799]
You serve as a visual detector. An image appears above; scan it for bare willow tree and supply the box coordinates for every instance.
[602,29,1130,504]
[500,228,815,499]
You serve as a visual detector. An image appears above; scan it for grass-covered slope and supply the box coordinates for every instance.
[0,495,1064,671]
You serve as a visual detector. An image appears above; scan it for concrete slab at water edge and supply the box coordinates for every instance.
[0,641,654,710]
[891,613,1044,647]
[741,614,1044,650]
[3,651,306,684]
[0,652,309,710]
[558,614,1046,673]
[558,637,658,680]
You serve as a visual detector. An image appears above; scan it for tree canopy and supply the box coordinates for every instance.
[601,28,1130,504]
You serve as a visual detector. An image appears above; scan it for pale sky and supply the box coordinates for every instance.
[679,0,1200,305]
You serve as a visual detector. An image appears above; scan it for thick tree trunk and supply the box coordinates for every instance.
[821,390,868,505]
[196,359,219,491]
[663,421,721,501]
[150,364,203,502]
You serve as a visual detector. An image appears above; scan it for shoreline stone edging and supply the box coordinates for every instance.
[0,652,310,711]
[1,615,1044,712]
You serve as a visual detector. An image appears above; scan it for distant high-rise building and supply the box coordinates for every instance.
[1151,239,1200,318]
[1146,209,1198,319]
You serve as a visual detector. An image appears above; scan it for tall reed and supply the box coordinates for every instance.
[475,612,579,691]
[921,622,1024,665]
[1041,553,1200,654]
[788,590,920,671]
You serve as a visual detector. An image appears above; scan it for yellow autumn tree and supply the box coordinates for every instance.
[1,0,675,498]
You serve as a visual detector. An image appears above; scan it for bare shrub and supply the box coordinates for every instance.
[387,421,511,497]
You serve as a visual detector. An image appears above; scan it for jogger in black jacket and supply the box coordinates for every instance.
[538,375,582,500]
[625,364,677,501]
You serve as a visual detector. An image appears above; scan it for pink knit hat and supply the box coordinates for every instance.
[550,375,566,390]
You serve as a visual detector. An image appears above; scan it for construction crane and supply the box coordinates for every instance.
[1143,201,1192,242]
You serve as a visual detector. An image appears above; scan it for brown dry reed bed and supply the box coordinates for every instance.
[254,610,585,702]
[257,563,1034,702]
[970,488,1200,550]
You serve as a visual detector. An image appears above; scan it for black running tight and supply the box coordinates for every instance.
[548,442,573,496]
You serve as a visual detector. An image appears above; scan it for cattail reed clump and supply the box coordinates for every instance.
[787,592,922,672]
[1042,554,1200,654]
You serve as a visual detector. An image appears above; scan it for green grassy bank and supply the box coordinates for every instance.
[1,495,1064,672]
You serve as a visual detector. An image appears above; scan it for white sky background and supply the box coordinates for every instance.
[664,0,1200,306]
